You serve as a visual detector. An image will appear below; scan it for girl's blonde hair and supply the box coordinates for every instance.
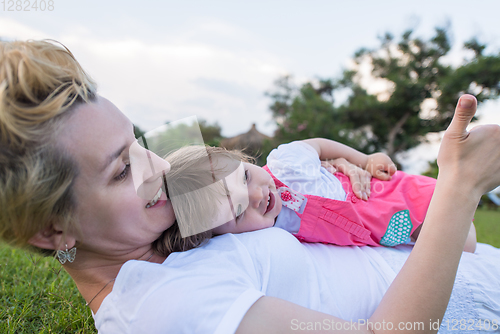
[0,40,97,252]
[152,145,254,255]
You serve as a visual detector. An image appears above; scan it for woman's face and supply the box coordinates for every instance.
[59,97,175,257]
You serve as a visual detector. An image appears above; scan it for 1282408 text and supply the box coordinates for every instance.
[1,0,54,11]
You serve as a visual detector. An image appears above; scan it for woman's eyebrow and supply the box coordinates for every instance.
[100,144,128,172]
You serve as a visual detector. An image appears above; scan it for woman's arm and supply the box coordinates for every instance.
[237,95,500,333]
[371,95,500,331]
[237,296,371,333]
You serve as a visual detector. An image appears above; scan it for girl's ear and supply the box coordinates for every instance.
[28,224,76,251]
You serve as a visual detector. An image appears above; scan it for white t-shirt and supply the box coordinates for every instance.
[267,141,346,233]
[94,227,500,333]
[94,228,394,333]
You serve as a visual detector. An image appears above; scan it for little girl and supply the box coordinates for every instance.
[161,138,477,254]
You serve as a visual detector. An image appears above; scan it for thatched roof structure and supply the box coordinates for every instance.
[220,124,271,155]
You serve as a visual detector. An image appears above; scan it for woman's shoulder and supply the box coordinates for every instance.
[111,228,297,283]
[109,228,303,299]
[169,228,305,273]
[94,228,302,333]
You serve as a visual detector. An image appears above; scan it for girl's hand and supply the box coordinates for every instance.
[365,153,397,181]
[322,158,372,200]
[438,94,500,199]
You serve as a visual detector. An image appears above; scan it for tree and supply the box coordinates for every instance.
[340,28,500,160]
[422,159,438,179]
[198,119,224,147]
[265,76,356,149]
[133,119,224,157]
[267,27,500,165]
[134,124,146,140]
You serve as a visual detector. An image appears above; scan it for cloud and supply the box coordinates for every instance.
[0,18,48,40]
[0,18,284,136]
[193,78,260,100]
[61,21,286,135]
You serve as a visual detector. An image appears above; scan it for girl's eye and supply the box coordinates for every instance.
[235,204,244,222]
[115,163,131,181]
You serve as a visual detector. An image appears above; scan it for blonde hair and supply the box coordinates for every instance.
[0,40,97,252]
[152,145,253,255]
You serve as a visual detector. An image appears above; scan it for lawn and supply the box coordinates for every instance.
[0,246,96,334]
[474,207,500,247]
[1,207,499,333]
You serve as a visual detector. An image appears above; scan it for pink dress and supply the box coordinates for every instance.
[264,166,436,247]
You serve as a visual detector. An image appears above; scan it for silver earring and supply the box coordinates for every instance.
[56,244,76,264]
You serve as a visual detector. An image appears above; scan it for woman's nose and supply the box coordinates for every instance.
[129,141,171,200]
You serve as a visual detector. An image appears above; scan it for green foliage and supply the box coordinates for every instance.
[267,27,500,164]
[342,28,500,160]
[134,119,224,158]
[265,75,358,155]
[422,159,439,179]
[0,244,96,333]
[198,119,224,147]
[257,137,278,166]
[133,124,146,139]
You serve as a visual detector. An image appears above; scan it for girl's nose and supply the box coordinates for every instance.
[129,141,171,200]
[249,185,264,208]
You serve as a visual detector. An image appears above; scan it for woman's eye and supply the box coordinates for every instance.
[115,163,131,181]
[243,170,249,184]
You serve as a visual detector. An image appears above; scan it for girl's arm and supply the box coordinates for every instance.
[302,138,370,168]
[303,138,397,180]
[303,138,397,200]
[237,95,500,333]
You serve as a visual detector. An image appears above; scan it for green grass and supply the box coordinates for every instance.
[0,246,96,334]
[474,207,500,247]
[0,208,499,333]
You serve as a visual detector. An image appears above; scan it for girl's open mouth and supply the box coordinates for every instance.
[265,191,275,214]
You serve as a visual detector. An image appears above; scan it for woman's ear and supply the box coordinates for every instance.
[27,224,76,251]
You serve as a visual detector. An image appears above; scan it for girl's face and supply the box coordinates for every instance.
[59,97,175,258]
[212,162,282,235]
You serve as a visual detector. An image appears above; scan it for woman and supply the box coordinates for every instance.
[1,40,499,333]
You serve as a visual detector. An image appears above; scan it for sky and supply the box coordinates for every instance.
[1,0,499,173]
